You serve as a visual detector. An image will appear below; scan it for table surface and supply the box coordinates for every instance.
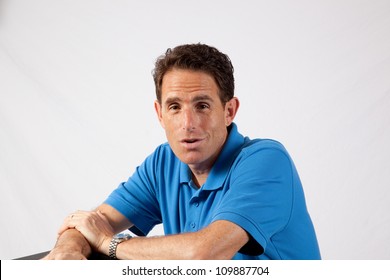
[14,250,112,260]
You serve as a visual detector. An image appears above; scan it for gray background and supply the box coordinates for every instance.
[1,0,389,259]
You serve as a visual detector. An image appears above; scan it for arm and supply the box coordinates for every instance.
[43,204,132,260]
[56,204,249,259]
[111,220,250,260]
[42,229,91,260]
[66,211,249,260]
[53,199,250,260]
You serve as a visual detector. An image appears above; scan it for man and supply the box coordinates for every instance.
[44,43,321,260]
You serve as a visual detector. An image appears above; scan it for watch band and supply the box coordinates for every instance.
[108,238,120,259]
[108,234,132,259]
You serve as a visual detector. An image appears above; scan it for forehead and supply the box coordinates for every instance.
[161,69,220,102]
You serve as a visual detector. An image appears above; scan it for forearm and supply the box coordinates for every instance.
[117,233,205,260]
[57,229,92,255]
[102,220,249,260]
[49,205,131,260]
[44,229,92,260]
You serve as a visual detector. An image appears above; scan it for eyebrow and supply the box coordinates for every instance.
[192,94,214,103]
[164,94,214,105]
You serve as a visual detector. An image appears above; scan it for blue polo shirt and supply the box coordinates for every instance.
[104,123,321,259]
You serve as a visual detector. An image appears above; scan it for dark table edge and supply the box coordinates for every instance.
[14,250,112,260]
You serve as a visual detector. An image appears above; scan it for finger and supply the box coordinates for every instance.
[58,222,74,237]
[57,213,78,236]
[57,210,96,236]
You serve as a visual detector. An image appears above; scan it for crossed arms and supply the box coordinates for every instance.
[43,203,249,260]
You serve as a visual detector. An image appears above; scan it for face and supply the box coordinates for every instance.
[155,69,239,174]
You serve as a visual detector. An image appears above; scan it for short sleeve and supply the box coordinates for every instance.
[104,149,163,236]
[211,144,294,255]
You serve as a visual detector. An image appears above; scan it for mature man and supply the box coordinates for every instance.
[45,43,321,260]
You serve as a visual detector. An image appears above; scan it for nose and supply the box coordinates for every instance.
[182,108,196,131]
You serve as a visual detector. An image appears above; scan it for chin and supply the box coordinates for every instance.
[178,154,204,166]
[180,157,201,166]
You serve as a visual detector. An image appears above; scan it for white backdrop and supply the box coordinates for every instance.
[1,0,389,260]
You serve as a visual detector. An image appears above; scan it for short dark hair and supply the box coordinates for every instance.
[152,43,235,104]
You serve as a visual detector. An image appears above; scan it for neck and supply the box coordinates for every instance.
[188,157,216,188]
[191,171,208,188]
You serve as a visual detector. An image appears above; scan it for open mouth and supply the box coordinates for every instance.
[183,139,198,143]
[181,138,203,148]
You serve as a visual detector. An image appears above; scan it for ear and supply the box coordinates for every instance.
[154,100,165,129]
[224,97,240,126]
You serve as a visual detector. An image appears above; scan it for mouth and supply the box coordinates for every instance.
[180,138,204,149]
[183,138,199,143]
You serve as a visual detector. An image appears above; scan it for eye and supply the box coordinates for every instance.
[196,103,210,110]
[168,103,180,111]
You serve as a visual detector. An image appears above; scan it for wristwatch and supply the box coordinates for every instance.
[108,233,132,259]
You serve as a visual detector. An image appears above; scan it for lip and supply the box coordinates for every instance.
[180,138,204,149]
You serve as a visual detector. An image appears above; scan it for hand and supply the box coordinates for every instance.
[58,210,115,254]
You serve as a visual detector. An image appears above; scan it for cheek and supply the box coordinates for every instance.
[165,119,181,132]
[207,121,227,142]
[210,112,228,129]
[162,117,180,139]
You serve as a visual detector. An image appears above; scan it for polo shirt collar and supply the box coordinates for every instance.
[179,123,245,190]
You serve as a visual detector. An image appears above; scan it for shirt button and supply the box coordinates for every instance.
[194,202,199,207]
[191,222,196,228]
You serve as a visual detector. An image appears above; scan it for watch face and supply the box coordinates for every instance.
[115,233,132,242]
